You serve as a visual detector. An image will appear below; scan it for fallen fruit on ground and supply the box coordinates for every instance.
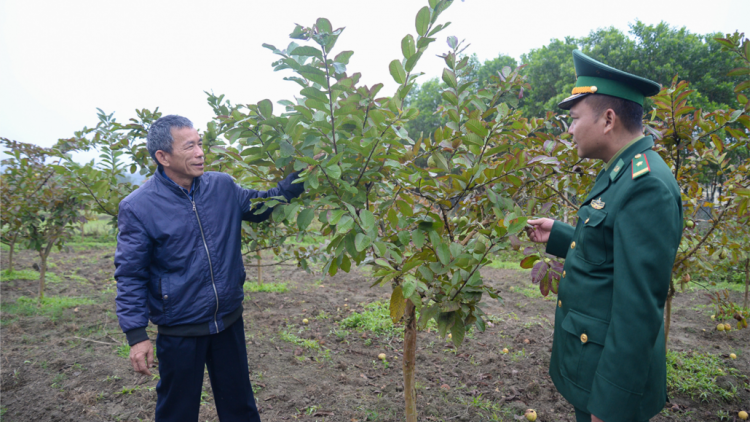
[303,318,309,324]
[502,348,509,354]
[730,353,737,359]
[378,353,386,360]
[739,410,748,421]
[525,409,538,422]
[724,323,732,331]
[717,323,725,331]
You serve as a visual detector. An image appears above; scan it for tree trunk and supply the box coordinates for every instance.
[664,281,675,350]
[7,232,18,273]
[402,299,417,422]
[744,258,749,310]
[39,252,47,301]
[257,250,262,285]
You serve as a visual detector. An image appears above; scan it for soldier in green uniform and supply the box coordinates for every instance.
[527,50,683,422]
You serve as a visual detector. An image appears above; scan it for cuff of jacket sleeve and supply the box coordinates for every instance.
[125,327,149,346]
[587,372,643,422]
[546,221,574,258]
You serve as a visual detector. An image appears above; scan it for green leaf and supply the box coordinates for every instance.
[258,99,273,118]
[465,119,488,138]
[297,208,315,230]
[415,7,431,36]
[442,69,457,88]
[401,35,416,58]
[325,164,342,179]
[437,312,452,337]
[390,286,406,323]
[360,209,375,231]
[354,233,372,252]
[507,217,528,235]
[337,215,354,232]
[389,60,406,84]
[316,18,332,34]
[328,210,345,225]
[412,230,425,249]
[417,304,439,330]
[290,46,322,59]
[401,280,416,298]
[436,243,451,265]
[520,255,539,269]
[396,200,413,217]
[450,317,465,347]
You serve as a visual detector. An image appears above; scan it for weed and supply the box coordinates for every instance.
[487,260,530,271]
[0,269,61,283]
[340,301,400,338]
[51,373,67,390]
[116,386,140,395]
[314,310,331,320]
[243,281,288,293]
[667,350,740,402]
[104,375,121,382]
[279,330,320,350]
[200,388,212,405]
[116,344,130,359]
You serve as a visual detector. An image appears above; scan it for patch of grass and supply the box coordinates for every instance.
[243,281,288,293]
[486,260,529,270]
[279,330,321,350]
[1,269,37,281]
[1,295,94,321]
[116,344,130,359]
[508,285,555,301]
[667,350,740,402]
[340,301,400,338]
[454,394,516,421]
[66,240,117,251]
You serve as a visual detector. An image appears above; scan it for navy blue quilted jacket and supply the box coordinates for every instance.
[114,170,303,345]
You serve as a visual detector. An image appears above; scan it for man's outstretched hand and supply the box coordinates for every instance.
[130,339,155,376]
[526,218,555,243]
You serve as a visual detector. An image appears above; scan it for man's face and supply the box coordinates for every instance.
[161,127,204,180]
[568,98,606,160]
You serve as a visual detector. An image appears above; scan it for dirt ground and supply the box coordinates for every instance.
[1,245,748,422]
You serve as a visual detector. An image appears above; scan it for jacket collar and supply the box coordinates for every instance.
[584,136,654,204]
[154,167,204,198]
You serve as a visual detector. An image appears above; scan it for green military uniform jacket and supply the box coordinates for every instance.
[546,136,683,422]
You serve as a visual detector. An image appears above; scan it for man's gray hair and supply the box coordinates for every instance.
[147,115,194,166]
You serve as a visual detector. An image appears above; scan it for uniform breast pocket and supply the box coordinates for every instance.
[579,209,607,265]
[559,310,609,391]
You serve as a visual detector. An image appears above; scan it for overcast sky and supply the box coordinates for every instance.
[1,0,748,161]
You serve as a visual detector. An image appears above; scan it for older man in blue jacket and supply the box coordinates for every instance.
[115,115,306,421]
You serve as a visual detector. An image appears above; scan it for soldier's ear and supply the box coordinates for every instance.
[602,109,616,134]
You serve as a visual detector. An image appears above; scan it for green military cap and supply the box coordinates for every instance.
[558,50,661,110]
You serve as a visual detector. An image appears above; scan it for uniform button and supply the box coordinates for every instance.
[558,300,562,308]
[164,295,168,299]
[634,154,642,158]
[562,271,566,278]
[580,333,588,343]
[571,241,576,249]
[585,218,590,224]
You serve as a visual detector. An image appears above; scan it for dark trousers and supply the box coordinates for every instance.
[155,317,260,422]
[575,408,649,422]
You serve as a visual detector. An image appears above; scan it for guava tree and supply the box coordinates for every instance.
[209,2,560,419]
[0,139,51,272]
[1,139,82,299]
[52,108,163,226]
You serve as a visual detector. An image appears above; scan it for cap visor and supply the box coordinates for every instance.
[558,93,589,110]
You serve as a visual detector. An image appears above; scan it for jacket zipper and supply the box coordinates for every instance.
[184,190,221,333]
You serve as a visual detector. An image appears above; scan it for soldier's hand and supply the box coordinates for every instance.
[129,340,155,376]
[591,415,605,422]
[526,218,554,243]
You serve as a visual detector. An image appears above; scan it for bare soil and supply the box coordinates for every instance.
[1,246,748,421]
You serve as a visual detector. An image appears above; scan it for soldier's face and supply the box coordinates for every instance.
[568,98,607,160]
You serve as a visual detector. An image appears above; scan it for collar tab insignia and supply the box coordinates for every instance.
[610,158,625,181]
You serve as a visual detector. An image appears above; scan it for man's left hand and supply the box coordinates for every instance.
[592,415,604,422]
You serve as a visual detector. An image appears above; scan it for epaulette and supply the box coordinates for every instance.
[631,153,650,179]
